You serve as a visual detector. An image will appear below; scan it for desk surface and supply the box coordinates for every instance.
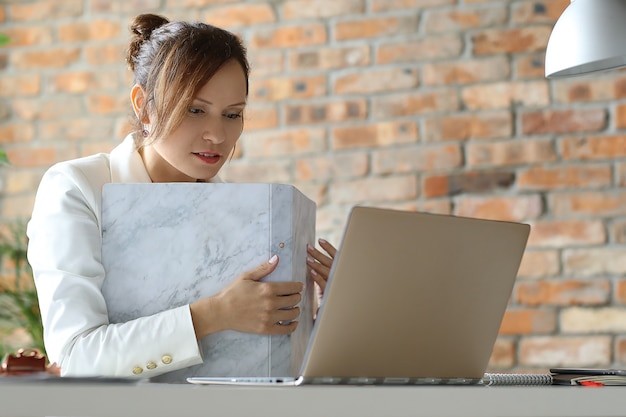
[1,382,626,417]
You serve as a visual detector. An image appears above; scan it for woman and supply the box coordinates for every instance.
[26,13,336,379]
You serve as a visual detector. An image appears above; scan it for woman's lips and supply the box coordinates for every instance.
[193,152,221,165]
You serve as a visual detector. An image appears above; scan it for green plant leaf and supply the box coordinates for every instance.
[0,34,9,48]
[0,149,8,164]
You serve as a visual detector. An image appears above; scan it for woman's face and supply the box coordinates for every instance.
[142,59,247,182]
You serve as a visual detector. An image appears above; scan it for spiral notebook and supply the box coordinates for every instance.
[188,206,532,386]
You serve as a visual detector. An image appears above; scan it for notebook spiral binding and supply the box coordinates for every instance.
[480,373,553,386]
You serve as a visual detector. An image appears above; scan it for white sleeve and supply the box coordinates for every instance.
[26,163,203,378]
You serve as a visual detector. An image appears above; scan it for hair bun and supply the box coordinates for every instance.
[126,14,169,70]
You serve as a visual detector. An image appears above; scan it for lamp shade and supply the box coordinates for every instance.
[545,0,626,78]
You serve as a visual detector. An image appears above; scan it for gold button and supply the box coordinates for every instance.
[161,355,172,365]
[132,366,143,375]
[146,361,157,370]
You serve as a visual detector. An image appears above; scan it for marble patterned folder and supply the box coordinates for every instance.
[100,183,316,383]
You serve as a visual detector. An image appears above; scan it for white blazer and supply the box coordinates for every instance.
[27,132,222,378]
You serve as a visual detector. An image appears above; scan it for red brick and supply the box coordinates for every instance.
[59,20,121,42]
[316,206,351,234]
[9,0,83,21]
[6,145,70,169]
[424,6,507,33]
[250,24,326,49]
[615,280,626,304]
[250,75,327,101]
[518,165,612,191]
[423,111,512,142]
[515,53,546,79]
[422,170,514,198]
[220,159,291,183]
[285,100,367,125]
[334,16,418,41]
[1,194,38,219]
[371,0,455,11]
[90,0,162,13]
[611,219,626,245]
[0,123,35,144]
[332,121,418,150]
[12,47,81,69]
[334,67,418,94]
[283,0,365,19]
[12,97,85,121]
[550,191,626,217]
[87,94,129,115]
[467,139,557,167]
[563,248,626,277]
[517,250,560,279]
[488,338,515,368]
[165,0,238,7]
[561,307,626,333]
[562,135,626,161]
[203,4,275,27]
[289,45,370,71]
[248,51,284,77]
[416,200,451,216]
[573,246,623,281]
[472,26,553,55]
[1,27,53,48]
[0,101,9,120]
[519,336,611,367]
[527,220,606,248]
[373,89,459,118]
[242,128,327,158]
[79,141,120,157]
[377,35,463,64]
[422,57,509,86]
[553,74,626,103]
[3,170,48,194]
[51,71,119,93]
[499,308,557,335]
[0,74,41,96]
[330,176,418,204]
[40,119,115,142]
[244,106,279,131]
[84,43,126,66]
[373,144,462,175]
[515,279,610,306]
[295,153,369,182]
[522,109,606,135]
[615,337,626,364]
[617,103,626,129]
[115,118,136,141]
[454,194,544,222]
[462,81,549,109]
[511,0,570,24]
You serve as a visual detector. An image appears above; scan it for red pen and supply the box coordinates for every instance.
[579,381,605,387]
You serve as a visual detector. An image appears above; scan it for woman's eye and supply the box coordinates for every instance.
[189,107,204,114]
[225,113,242,120]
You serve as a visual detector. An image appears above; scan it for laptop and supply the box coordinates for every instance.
[187,206,530,386]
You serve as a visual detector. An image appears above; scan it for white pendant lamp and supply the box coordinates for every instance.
[545,0,626,78]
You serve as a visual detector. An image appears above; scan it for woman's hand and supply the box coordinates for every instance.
[190,255,303,339]
[306,238,337,296]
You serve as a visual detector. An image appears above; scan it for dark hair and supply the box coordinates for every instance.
[126,14,250,146]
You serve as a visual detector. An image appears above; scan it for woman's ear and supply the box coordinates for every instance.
[130,84,150,124]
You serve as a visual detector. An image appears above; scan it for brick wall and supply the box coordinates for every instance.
[2,0,626,372]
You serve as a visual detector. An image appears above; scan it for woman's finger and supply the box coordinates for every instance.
[307,244,333,268]
[318,238,337,258]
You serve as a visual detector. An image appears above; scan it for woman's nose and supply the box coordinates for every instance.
[202,124,226,144]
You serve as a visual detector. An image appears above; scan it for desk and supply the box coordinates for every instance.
[1,382,626,417]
